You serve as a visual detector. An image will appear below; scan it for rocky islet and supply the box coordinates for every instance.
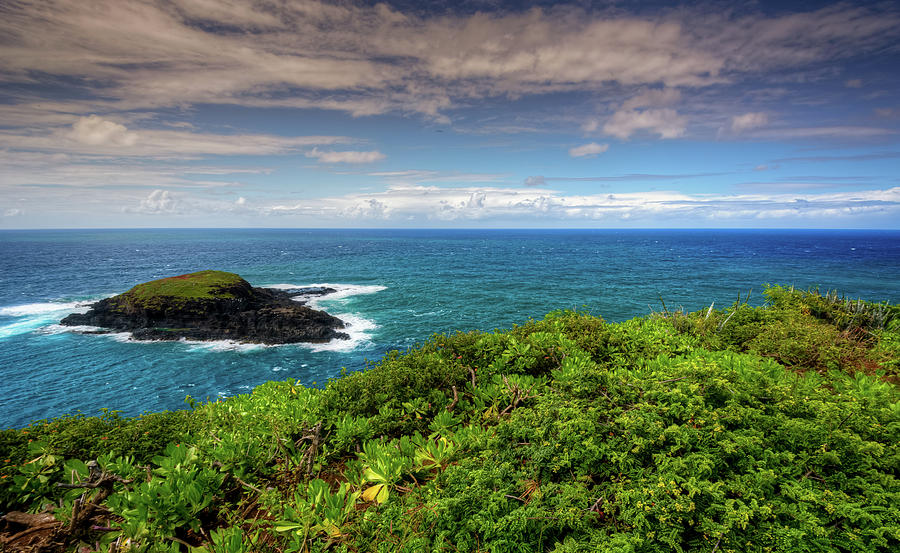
[60,270,348,344]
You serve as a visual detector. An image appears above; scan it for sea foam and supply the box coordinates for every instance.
[0,318,53,339]
[40,324,104,335]
[264,282,386,352]
[266,282,387,302]
[0,301,94,339]
[182,339,270,353]
[307,312,377,353]
[0,301,91,317]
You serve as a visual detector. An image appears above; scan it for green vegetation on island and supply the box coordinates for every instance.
[2,286,898,552]
[116,271,249,308]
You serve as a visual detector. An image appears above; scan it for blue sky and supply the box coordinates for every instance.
[1,0,898,228]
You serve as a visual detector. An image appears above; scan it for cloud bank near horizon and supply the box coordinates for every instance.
[120,184,899,227]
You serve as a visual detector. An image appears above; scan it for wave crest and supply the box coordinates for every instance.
[0,301,91,317]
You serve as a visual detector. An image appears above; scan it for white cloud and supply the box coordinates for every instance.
[131,189,178,214]
[0,149,266,191]
[263,184,900,223]
[68,115,138,146]
[845,79,863,88]
[8,178,898,227]
[569,142,609,158]
[731,112,769,133]
[374,12,728,95]
[306,148,386,164]
[1,1,896,123]
[1,2,898,228]
[3,208,23,217]
[0,120,352,159]
[603,108,687,140]
[341,198,389,219]
[592,88,688,140]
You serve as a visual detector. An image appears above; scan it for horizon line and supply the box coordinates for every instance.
[2,227,899,232]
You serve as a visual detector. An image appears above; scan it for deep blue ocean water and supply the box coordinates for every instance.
[1,228,898,429]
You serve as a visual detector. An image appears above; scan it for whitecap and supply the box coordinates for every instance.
[0,301,91,317]
[406,308,450,318]
[40,324,105,335]
[0,318,53,339]
[265,282,387,305]
[44,326,136,343]
[180,339,269,353]
[0,301,96,339]
[306,312,377,353]
[106,332,139,343]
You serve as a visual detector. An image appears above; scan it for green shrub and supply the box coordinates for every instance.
[1,288,897,553]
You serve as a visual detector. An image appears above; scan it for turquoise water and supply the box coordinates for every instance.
[1,228,898,428]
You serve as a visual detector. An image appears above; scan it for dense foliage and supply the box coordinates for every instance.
[1,286,897,552]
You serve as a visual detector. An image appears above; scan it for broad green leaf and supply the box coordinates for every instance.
[362,483,388,504]
[273,521,304,533]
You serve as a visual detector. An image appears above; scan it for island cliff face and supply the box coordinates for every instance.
[60,270,348,344]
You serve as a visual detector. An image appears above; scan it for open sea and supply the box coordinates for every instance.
[1,228,898,429]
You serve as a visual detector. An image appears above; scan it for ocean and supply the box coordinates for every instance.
[1,228,898,429]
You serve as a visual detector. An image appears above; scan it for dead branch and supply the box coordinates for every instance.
[658,294,671,318]
[446,385,459,412]
[290,421,324,480]
[4,462,134,553]
[498,375,537,417]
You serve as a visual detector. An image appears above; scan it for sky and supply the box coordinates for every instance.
[1,0,899,229]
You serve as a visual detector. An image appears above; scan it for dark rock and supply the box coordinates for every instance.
[60,271,348,345]
[281,286,338,305]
